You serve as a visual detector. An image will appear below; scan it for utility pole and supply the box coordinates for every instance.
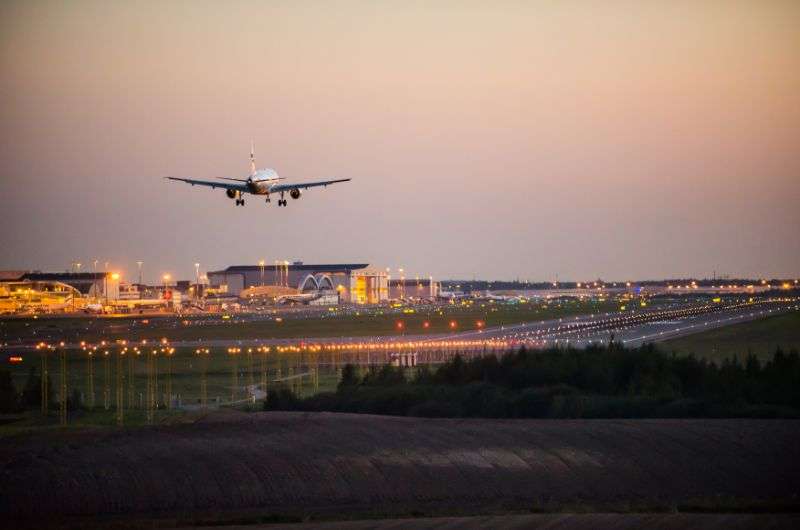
[166,348,173,409]
[104,351,111,410]
[40,346,50,417]
[261,348,268,399]
[116,351,124,426]
[196,348,208,409]
[230,348,238,403]
[128,350,136,411]
[87,351,94,409]
[59,347,67,426]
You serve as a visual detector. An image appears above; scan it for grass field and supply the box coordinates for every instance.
[0,346,347,434]
[0,299,621,344]
[662,310,800,362]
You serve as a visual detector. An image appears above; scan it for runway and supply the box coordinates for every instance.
[8,298,798,353]
[151,297,800,351]
[440,297,799,349]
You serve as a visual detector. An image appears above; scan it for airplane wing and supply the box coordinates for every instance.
[165,177,249,192]
[269,178,351,192]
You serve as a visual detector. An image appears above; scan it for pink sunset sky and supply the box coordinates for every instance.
[1,0,798,282]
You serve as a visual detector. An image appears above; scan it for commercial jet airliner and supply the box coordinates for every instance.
[166,144,350,206]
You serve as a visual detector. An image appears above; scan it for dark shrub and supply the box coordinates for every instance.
[0,370,17,413]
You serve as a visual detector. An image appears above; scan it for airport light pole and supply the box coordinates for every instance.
[194,263,200,300]
[259,260,265,286]
[107,272,119,306]
[93,260,99,301]
[162,274,170,301]
[137,261,143,298]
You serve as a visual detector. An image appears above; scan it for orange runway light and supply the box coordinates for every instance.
[9,356,23,363]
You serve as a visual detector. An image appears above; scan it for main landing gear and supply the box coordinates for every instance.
[235,198,245,206]
[265,195,286,206]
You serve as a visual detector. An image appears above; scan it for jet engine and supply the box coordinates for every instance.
[290,188,302,200]
[226,189,238,199]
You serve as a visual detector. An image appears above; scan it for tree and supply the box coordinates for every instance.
[337,364,360,392]
[20,367,52,409]
[0,370,17,413]
[264,387,299,410]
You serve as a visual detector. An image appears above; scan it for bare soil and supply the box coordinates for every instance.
[222,513,800,530]
[1,412,798,527]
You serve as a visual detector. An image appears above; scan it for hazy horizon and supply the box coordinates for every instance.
[1,0,798,283]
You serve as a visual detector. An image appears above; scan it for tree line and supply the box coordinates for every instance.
[265,343,800,418]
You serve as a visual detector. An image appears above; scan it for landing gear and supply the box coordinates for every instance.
[235,198,245,206]
[265,196,271,203]
[278,199,287,207]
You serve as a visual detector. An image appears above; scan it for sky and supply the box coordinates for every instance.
[1,0,798,283]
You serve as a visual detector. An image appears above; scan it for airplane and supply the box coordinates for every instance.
[165,144,350,206]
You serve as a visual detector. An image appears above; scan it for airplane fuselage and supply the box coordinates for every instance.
[247,169,281,195]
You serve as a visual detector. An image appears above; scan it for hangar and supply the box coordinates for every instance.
[207,262,388,304]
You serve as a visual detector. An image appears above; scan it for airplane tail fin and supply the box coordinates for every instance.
[249,141,257,176]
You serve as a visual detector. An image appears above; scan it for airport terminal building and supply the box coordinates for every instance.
[0,270,121,313]
[207,263,390,304]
